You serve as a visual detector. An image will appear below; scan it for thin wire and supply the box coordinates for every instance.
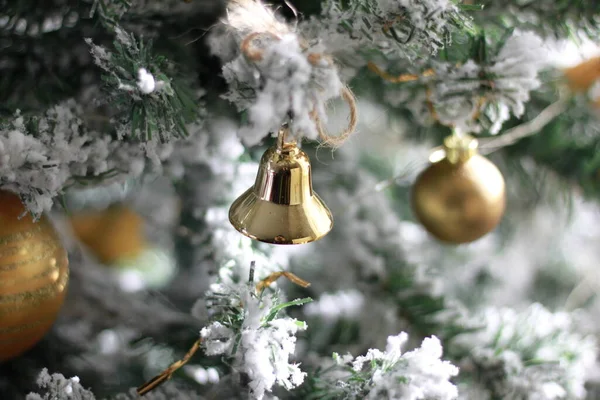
[313,86,359,148]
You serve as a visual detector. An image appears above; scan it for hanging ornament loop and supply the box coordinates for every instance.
[276,124,296,152]
[240,32,358,148]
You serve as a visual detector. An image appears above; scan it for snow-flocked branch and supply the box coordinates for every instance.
[312,332,459,399]
[452,304,597,399]
[383,30,551,134]
[208,0,348,146]
[26,369,95,400]
[196,270,311,400]
[478,0,600,38]
[301,0,471,65]
[86,26,201,142]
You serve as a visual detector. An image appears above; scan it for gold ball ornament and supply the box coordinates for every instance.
[0,190,69,361]
[562,56,600,93]
[411,134,506,244]
[69,205,146,265]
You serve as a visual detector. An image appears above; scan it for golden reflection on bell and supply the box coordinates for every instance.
[229,128,333,245]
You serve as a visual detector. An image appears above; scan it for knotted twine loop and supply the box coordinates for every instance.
[240,32,358,148]
[368,61,487,126]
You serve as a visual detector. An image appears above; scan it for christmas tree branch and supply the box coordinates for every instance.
[478,0,600,37]
[86,26,202,142]
[367,95,571,198]
[137,268,312,397]
[478,97,570,153]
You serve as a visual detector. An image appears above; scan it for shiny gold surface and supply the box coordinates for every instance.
[442,133,478,164]
[0,190,69,361]
[412,140,506,244]
[229,134,333,245]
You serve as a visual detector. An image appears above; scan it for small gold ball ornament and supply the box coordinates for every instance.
[69,205,146,265]
[411,134,506,244]
[562,56,600,93]
[0,190,69,361]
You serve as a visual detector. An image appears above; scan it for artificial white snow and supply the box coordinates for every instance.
[400,30,549,134]
[301,0,463,66]
[0,99,180,215]
[304,289,365,320]
[26,369,96,400]
[489,31,549,116]
[333,332,459,400]
[200,282,307,400]
[454,303,597,399]
[136,67,166,94]
[84,37,111,70]
[211,0,344,145]
[0,103,103,215]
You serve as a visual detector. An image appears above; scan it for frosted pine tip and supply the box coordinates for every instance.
[256,271,311,293]
[137,68,156,94]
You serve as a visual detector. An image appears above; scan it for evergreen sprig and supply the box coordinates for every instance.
[479,0,600,38]
[90,0,131,28]
[86,27,200,142]
[320,0,473,59]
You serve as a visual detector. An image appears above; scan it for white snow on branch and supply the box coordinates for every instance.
[137,68,156,94]
[0,102,113,215]
[26,368,202,400]
[301,0,463,66]
[454,304,597,399]
[332,332,459,399]
[209,0,344,146]
[0,100,178,216]
[26,369,95,400]
[199,281,307,400]
[395,30,549,134]
[304,289,365,320]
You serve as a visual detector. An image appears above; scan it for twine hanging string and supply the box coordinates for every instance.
[240,32,358,148]
[368,61,489,126]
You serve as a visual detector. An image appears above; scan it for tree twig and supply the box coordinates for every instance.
[478,98,569,154]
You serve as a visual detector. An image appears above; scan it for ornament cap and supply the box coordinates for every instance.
[413,139,506,244]
[442,132,479,164]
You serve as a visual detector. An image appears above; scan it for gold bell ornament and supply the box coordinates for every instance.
[229,126,333,244]
[411,132,506,244]
[0,190,69,361]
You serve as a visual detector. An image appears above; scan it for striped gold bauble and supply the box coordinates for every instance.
[0,190,69,361]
